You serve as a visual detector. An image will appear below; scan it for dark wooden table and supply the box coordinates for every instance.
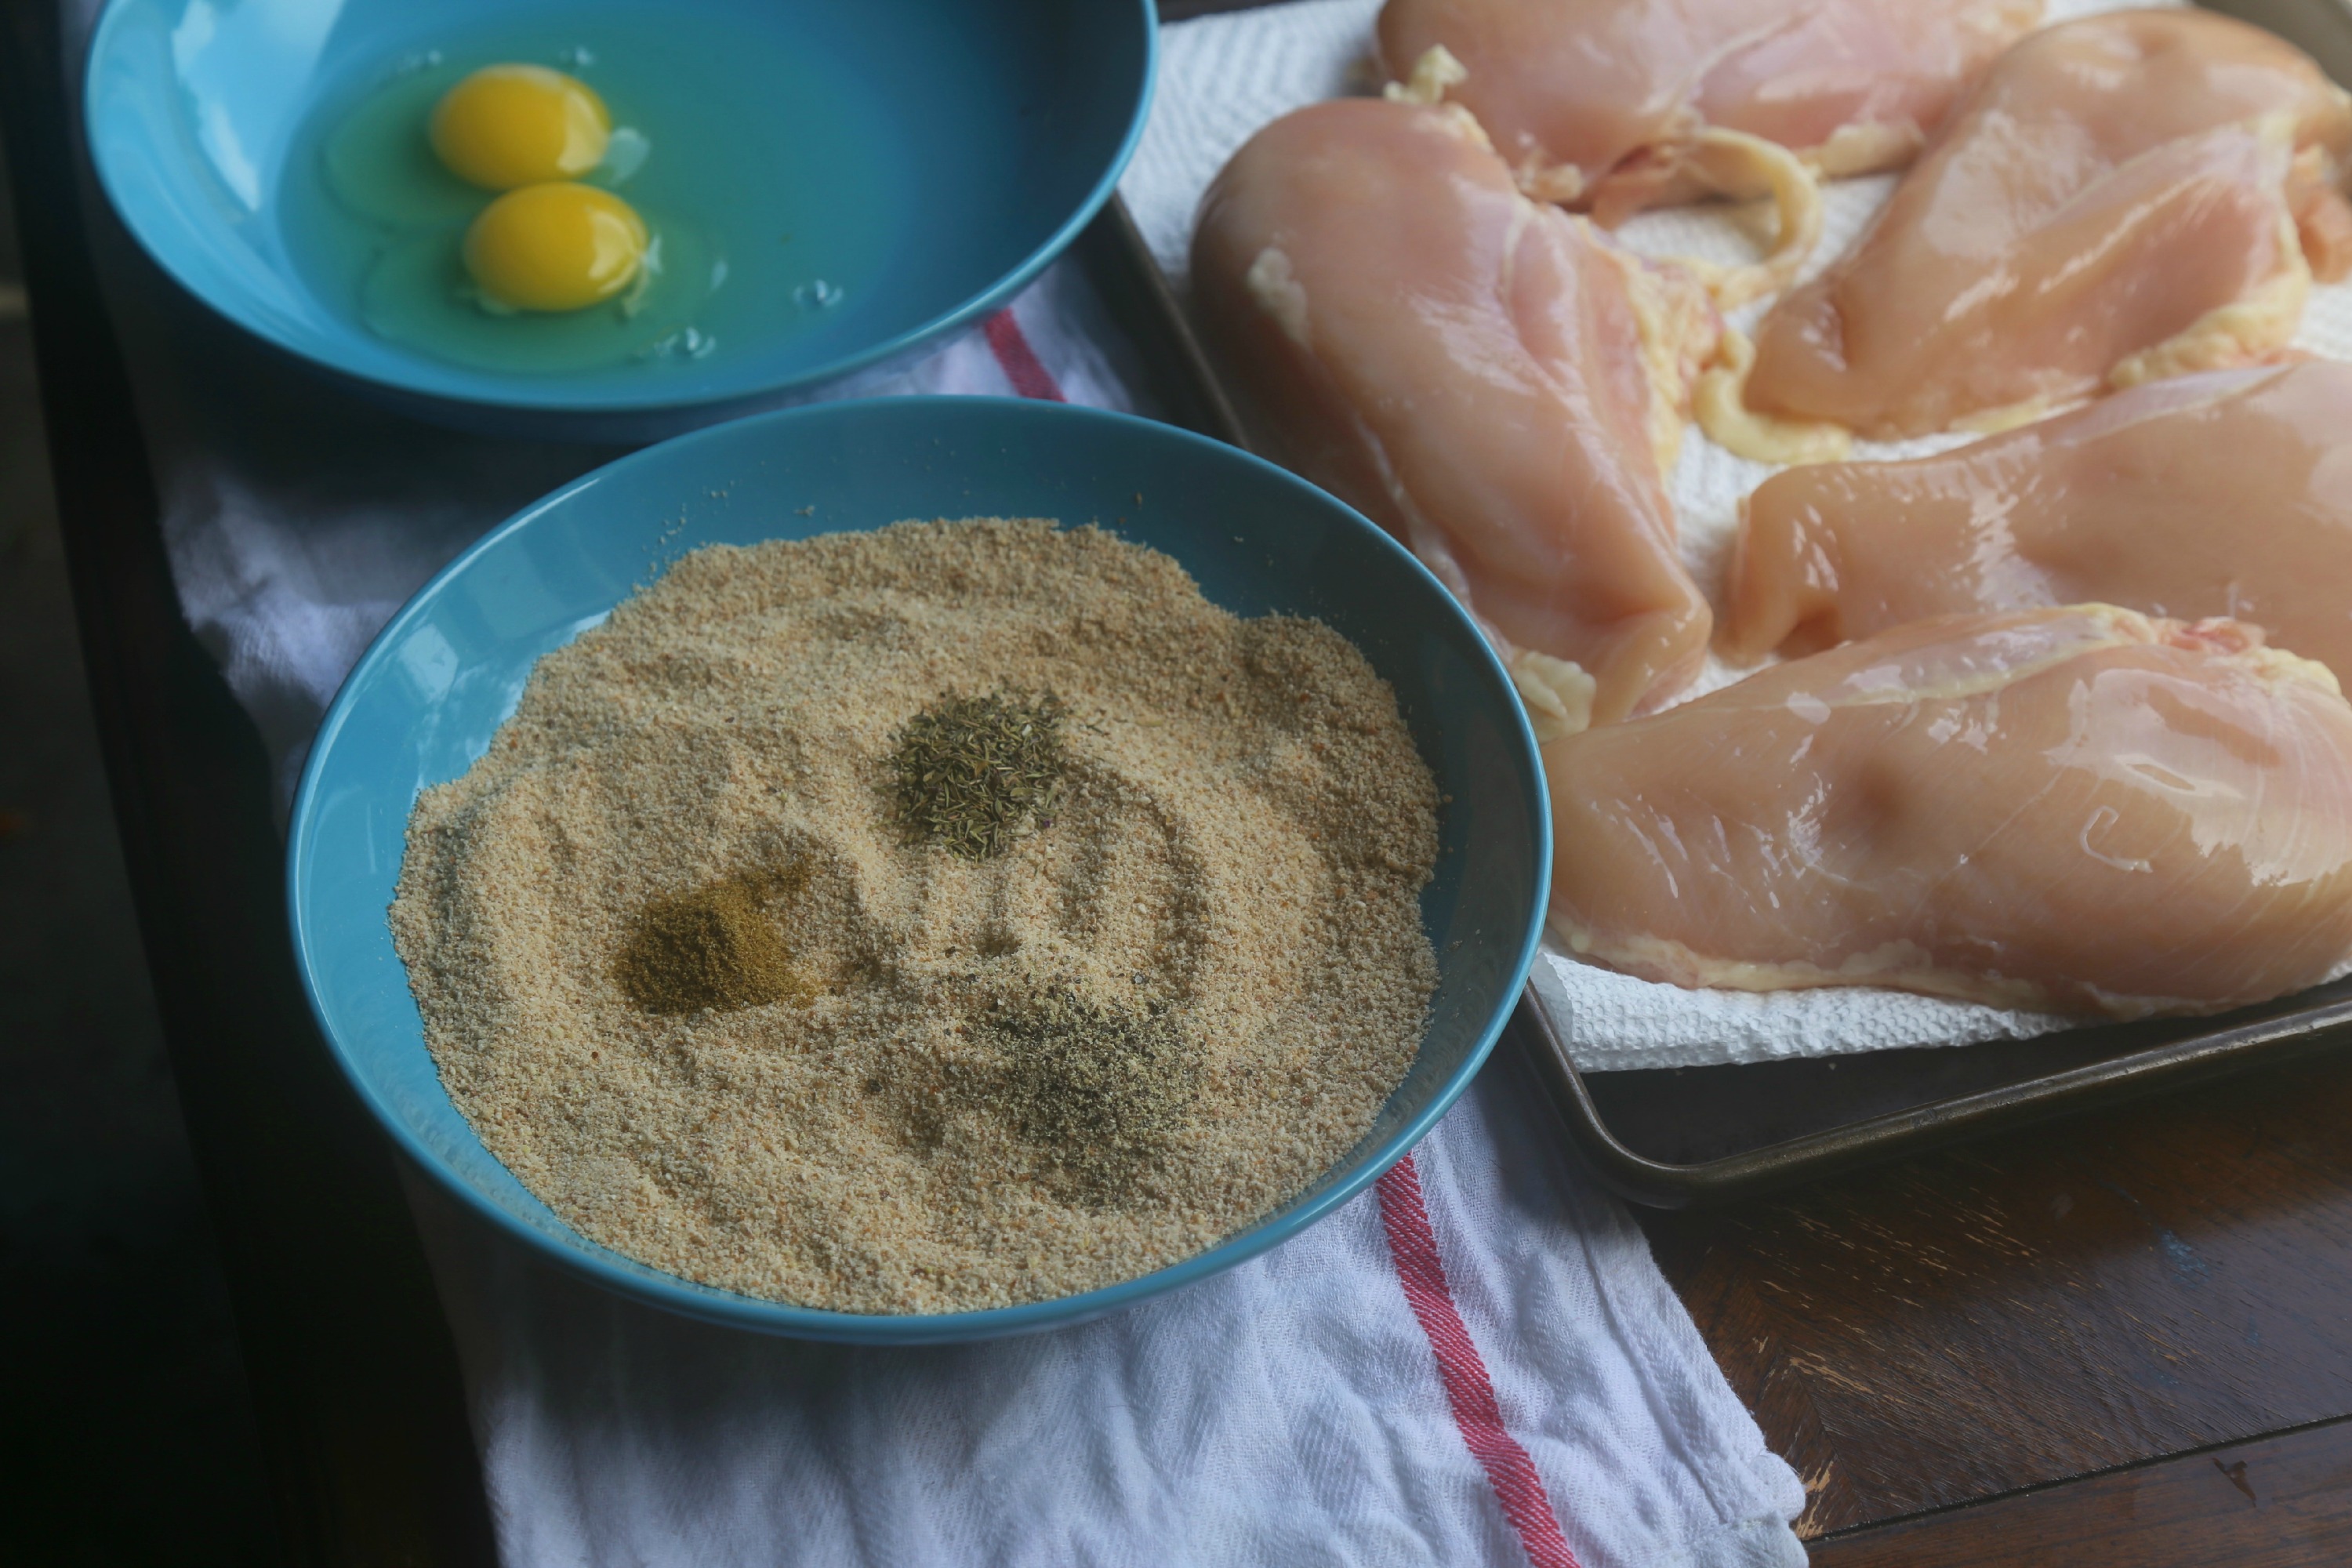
[17,0,2352,1561]
[1,3,493,1563]
[1636,1045,2352,1559]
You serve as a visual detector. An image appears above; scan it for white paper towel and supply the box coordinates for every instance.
[1116,0,2352,1071]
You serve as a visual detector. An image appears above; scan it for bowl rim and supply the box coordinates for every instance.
[285,395,1552,1342]
[82,0,1160,418]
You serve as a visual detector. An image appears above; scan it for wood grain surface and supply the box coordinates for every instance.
[1642,1048,2352,1541]
[1811,1419,2352,1566]
[0,5,497,1562]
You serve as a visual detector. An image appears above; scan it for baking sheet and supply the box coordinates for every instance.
[1117,0,2352,1069]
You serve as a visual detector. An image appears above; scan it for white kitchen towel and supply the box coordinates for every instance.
[1122,0,2352,1071]
[412,1068,1806,1568]
[70,3,1809,1559]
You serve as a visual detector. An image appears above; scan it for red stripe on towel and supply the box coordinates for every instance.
[1377,1156,1582,1568]
[984,308,1066,401]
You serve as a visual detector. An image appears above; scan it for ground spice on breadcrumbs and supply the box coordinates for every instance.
[389,518,1439,1315]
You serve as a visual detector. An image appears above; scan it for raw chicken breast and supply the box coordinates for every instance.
[1376,0,2038,216]
[1739,10,2352,442]
[1547,606,2352,1017]
[1192,97,1719,734]
[1726,362,2352,688]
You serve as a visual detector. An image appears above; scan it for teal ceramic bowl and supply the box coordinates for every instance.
[288,398,1550,1341]
[84,0,1152,438]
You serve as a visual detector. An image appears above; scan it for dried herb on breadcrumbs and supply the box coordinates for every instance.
[612,866,810,1014]
[887,689,1066,858]
[980,982,1201,1204]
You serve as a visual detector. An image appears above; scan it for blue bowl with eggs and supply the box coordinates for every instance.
[287,397,1552,1342]
[84,0,1154,437]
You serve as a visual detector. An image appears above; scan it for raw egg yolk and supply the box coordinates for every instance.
[430,64,611,190]
[463,183,648,312]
